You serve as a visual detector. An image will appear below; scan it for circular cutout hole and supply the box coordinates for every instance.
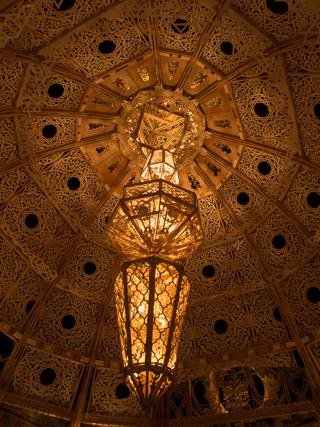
[272,234,286,249]
[237,192,249,205]
[105,216,110,225]
[266,0,288,15]
[52,0,75,11]
[307,286,320,304]
[254,102,269,117]
[42,124,57,139]
[220,41,237,55]
[83,261,96,275]
[26,300,36,314]
[258,161,271,175]
[314,104,320,120]
[273,307,282,322]
[47,83,64,98]
[202,265,215,278]
[214,319,228,334]
[67,177,80,191]
[115,383,131,399]
[307,192,320,208]
[98,40,116,54]
[39,368,56,386]
[25,214,38,229]
[171,18,190,34]
[61,314,76,330]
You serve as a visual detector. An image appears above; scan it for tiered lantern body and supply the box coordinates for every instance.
[114,256,190,409]
[141,150,179,184]
[108,179,203,260]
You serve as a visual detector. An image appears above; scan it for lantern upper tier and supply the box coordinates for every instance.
[107,179,204,260]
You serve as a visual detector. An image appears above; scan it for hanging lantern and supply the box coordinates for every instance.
[107,179,203,260]
[114,256,190,409]
[140,149,179,184]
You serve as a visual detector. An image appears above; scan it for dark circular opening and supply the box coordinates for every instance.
[314,104,320,120]
[42,124,57,139]
[61,314,76,330]
[67,177,80,191]
[98,40,116,54]
[47,83,64,98]
[273,307,282,322]
[237,192,249,205]
[83,261,96,275]
[25,214,38,229]
[0,331,14,358]
[307,286,320,304]
[52,0,76,11]
[26,300,36,314]
[220,41,237,55]
[171,18,190,34]
[258,161,271,175]
[115,383,131,399]
[272,234,286,249]
[202,265,215,278]
[254,102,269,117]
[253,373,265,397]
[214,319,228,334]
[307,192,320,208]
[193,380,209,406]
[105,216,110,225]
[266,0,288,15]
[39,368,56,386]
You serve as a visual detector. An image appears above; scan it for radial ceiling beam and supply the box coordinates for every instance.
[196,32,320,101]
[0,106,118,119]
[178,0,233,89]
[205,131,320,176]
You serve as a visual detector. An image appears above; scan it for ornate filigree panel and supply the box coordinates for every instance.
[176,310,194,362]
[232,0,318,40]
[185,245,237,301]
[2,182,64,252]
[191,297,252,356]
[0,118,18,166]
[231,239,267,293]
[34,288,100,353]
[253,212,311,274]
[0,241,28,300]
[198,195,225,245]
[284,169,320,232]
[246,290,289,345]
[1,270,45,329]
[43,150,104,214]
[238,148,296,198]
[286,44,320,72]
[0,59,24,107]
[18,116,75,152]
[40,74,85,109]
[88,195,119,239]
[67,18,147,76]
[279,257,320,334]
[90,369,145,417]
[156,0,211,53]
[42,226,76,271]
[232,79,293,138]
[58,241,115,303]
[99,305,121,360]
[11,349,80,407]
[202,12,267,73]
[219,174,273,225]
[0,168,29,205]
[289,76,320,141]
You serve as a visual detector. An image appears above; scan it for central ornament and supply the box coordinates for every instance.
[118,88,206,168]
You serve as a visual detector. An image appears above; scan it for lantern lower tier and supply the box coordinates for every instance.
[114,257,190,408]
[107,179,203,260]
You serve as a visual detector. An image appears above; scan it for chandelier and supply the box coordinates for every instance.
[109,148,203,408]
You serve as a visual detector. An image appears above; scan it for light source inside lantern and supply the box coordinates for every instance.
[114,257,190,408]
[108,180,203,260]
[141,149,179,184]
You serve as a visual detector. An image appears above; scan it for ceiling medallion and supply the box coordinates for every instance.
[117,87,206,169]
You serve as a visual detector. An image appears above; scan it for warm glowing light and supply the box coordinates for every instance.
[114,257,190,409]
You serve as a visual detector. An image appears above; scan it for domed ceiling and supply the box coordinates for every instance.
[0,0,320,425]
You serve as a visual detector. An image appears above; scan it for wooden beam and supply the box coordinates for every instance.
[0,106,118,119]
